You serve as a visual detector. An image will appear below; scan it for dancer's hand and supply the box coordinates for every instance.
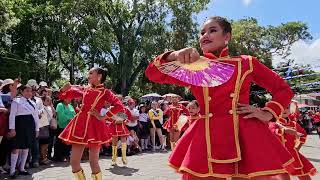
[284,128,304,138]
[167,48,200,64]
[236,103,273,122]
[36,131,39,138]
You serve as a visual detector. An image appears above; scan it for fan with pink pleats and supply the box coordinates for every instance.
[157,56,235,87]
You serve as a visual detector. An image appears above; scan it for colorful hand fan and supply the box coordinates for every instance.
[114,112,128,123]
[157,56,235,87]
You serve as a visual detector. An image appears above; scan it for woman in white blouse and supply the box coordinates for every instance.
[7,85,39,178]
[39,95,54,165]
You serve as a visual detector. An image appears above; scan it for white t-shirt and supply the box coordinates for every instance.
[127,108,139,127]
[139,113,148,123]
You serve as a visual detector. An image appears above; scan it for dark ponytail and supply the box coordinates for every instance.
[20,84,32,92]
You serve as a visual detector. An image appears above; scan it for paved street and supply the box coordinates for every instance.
[1,134,320,180]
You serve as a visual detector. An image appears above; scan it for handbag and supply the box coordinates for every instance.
[38,125,50,139]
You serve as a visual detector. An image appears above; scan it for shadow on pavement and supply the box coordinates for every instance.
[106,165,139,176]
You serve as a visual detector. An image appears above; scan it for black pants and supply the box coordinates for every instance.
[47,128,56,159]
[54,128,71,161]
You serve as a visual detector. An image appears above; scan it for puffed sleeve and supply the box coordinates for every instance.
[145,52,189,87]
[251,56,294,120]
[9,101,18,130]
[104,89,125,118]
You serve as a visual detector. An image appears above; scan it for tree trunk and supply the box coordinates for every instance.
[70,54,75,84]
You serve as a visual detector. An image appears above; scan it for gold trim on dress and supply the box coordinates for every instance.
[168,161,294,179]
[262,107,280,121]
[203,87,214,173]
[202,57,244,164]
[71,89,106,139]
[268,101,285,113]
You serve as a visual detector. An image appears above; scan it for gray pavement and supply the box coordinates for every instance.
[1,134,319,180]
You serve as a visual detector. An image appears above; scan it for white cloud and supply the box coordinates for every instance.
[242,0,253,6]
[273,38,320,72]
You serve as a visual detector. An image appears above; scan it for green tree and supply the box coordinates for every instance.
[229,18,311,67]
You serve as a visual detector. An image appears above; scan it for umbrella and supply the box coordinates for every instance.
[141,93,162,98]
[162,93,181,98]
[162,93,182,101]
[140,93,163,102]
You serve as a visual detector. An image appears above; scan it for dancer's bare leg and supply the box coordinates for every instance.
[70,144,85,173]
[89,146,101,174]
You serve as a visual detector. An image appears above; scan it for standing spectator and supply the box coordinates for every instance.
[0,79,19,174]
[39,89,48,97]
[38,82,48,94]
[47,93,57,161]
[7,85,39,178]
[127,99,139,135]
[148,101,165,151]
[305,111,313,134]
[138,104,149,151]
[38,96,53,165]
[160,101,169,149]
[27,79,44,168]
[54,97,75,162]
[0,93,9,174]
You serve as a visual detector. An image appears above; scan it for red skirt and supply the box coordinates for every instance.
[169,118,294,179]
[59,115,112,148]
[285,149,317,176]
[108,123,129,137]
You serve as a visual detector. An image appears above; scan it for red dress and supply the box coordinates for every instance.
[145,48,295,179]
[269,118,317,176]
[58,85,125,147]
[107,108,131,137]
[163,104,190,132]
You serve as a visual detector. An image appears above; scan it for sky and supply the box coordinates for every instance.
[196,0,320,71]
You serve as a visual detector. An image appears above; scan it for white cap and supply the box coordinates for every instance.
[27,79,39,89]
[39,81,48,87]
